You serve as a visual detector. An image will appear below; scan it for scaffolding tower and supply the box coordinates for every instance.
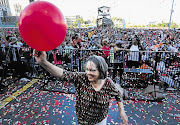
[97,6,113,28]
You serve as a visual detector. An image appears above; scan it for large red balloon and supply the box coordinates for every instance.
[18,1,67,51]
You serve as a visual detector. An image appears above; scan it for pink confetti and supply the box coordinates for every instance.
[54,100,59,106]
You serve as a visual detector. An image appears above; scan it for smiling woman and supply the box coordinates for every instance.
[34,51,128,125]
[85,55,108,79]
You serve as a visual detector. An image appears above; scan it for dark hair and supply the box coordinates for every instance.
[134,35,140,43]
[85,55,108,79]
[75,34,78,37]
[6,36,12,42]
[66,41,70,45]
[72,36,75,40]
[116,43,122,48]
[133,40,138,45]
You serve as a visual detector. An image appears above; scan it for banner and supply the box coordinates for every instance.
[77,20,81,28]
[122,19,125,29]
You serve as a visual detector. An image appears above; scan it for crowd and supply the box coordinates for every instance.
[0,27,180,89]
[65,27,180,52]
[56,27,180,89]
[0,27,180,53]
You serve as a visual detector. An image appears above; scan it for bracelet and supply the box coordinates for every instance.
[120,108,124,110]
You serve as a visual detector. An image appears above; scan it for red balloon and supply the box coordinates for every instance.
[18,1,67,51]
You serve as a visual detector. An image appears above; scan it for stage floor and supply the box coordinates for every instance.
[0,78,179,125]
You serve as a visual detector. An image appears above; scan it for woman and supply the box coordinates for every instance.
[34,50,128,125]
[101,39,110,58]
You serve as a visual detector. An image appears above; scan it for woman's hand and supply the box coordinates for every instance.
[33,49,47,64]
[120,110,128,125]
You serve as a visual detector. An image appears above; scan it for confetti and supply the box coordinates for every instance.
[0,73,179,124]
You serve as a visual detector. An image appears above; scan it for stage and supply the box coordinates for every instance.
[0,79,179,125]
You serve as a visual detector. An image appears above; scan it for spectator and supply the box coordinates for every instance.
[127,37,140,68]
[64,41,73,64]
[72,33,86,48]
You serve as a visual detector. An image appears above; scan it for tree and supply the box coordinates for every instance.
[112,17,122,27]
[157,23,163,27]
[69,25,73,28]
[77,18,85,24]
[91,19,96,25]
[170,22,178,28]
[74,17,85,27]
[112,17,117,22]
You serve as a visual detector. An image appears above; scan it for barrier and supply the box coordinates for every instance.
[0,47,179,100]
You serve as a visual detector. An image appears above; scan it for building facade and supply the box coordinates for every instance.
[0,0,31,26]
[0,0,30,17]
[0,0,81,27]
[65,15,80,26]
[0,0,11,17]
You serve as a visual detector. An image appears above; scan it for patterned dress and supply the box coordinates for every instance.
[60,70,122,125]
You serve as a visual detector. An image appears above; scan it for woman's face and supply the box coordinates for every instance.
[85,61,100,82]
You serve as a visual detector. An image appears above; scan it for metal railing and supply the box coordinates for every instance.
[0,47,179,92]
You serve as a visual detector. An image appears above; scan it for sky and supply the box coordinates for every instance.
[42,0,180,25]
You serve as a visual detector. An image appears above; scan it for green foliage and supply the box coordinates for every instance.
[112,17,123,28]
[170,22,178,28]
[112,17,122,22]
[69,25,73,28]
[73,21,77,27]
[70,16,180,28]
[145,22,179,28]
[77,18,85,24]
[92,19,97,25]
[73,17,85,27]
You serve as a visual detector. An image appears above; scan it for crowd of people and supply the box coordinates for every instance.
[0,27,180,54]
[0,27,180,88]
[0,27,179,62]
[57,27,180,89]
[66,27,180,52]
